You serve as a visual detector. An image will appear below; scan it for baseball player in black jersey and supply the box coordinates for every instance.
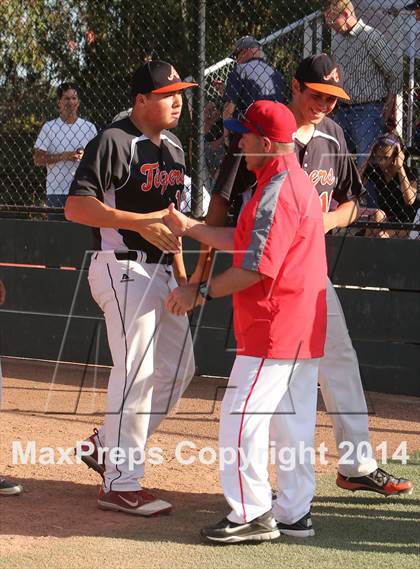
[66,61,197,516]
[192,54,412,506]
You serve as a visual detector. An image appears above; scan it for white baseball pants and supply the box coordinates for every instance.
[219,355,319,525]
[270,279,378,478]
[319,278,377,476]
[88,252,195,492]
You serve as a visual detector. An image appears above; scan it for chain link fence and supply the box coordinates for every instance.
[0,0,419,237]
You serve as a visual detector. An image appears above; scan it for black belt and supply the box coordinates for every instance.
[114,250,173,265]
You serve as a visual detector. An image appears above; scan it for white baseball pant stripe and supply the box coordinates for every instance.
[319,278,377,476]
[219,355,319,525]
[88,252,195,492]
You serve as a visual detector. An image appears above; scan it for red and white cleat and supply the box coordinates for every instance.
[98,487,172,516]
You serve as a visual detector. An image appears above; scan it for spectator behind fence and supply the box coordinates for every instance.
[360,132,418,238]
[209,35,285,224]
[33,83,97,220]
[222,35,285,134]
[323,1,402,177]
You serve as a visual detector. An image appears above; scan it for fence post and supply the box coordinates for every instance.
[191,0,206,219]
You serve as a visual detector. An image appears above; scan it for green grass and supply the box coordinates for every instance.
[0,465,419,569]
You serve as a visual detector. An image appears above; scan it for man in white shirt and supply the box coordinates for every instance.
[34,82,97,219]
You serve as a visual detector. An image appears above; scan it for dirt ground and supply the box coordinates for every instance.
[0,357,419,555]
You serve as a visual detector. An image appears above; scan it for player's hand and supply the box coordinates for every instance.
[136,209,181,252]
[163,203,192,237]
[323,211,337,234]
[165,284,203,315]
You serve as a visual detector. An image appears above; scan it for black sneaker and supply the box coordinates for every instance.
[336,468,413,497]
[0,478,23,496]
[276,512,315,537]
[200,511,280,544]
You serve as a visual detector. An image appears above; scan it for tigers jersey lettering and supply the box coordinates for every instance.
[69,117,186,253]
[308,168,336,188]
[140,162,184,193]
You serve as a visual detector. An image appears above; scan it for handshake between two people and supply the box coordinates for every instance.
[162,204,206,317]
[163,203,193,239]
[151,204,237,316]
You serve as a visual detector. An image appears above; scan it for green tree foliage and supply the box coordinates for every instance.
[0,0,325,207]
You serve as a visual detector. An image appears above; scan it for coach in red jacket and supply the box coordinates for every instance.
[165,101,327,544]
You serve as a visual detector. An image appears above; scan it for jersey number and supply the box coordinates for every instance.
[319,191,331,213]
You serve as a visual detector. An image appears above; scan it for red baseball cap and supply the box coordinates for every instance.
[224,100,297,143]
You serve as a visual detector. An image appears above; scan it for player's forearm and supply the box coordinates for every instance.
[183,217,235,250]
[65,195,159,230]
[324,199,359,232]
[206,193,229,226]
[172,249,187,285]
[207,267,265,298]
[189,194,229,283]
[189,246,214,283]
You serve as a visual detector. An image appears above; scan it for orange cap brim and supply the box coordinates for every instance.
[305,82,350,101]
[151,82,198,94]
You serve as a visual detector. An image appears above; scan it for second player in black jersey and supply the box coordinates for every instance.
[191,53,412,499]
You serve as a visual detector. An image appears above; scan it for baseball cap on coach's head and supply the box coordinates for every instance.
[295,53,350,101]
[131,61,197,96]
[224,100,297,143]
[230,35,261,58]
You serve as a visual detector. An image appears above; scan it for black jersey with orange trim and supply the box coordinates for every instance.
[69,117,185,253]
[213,116,363,214]
[295,116,363,212]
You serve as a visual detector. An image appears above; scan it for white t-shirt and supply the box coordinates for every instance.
[34,117,97,195]
[180,175,210,215]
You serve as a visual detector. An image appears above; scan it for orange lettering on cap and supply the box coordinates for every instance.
[168,66,180,81]
[323,67,340,83]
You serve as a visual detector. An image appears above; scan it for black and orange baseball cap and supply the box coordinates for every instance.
[405,1,420,9]
[295,53,350,100]
[131,61,197,96]
[224,100,297,143]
